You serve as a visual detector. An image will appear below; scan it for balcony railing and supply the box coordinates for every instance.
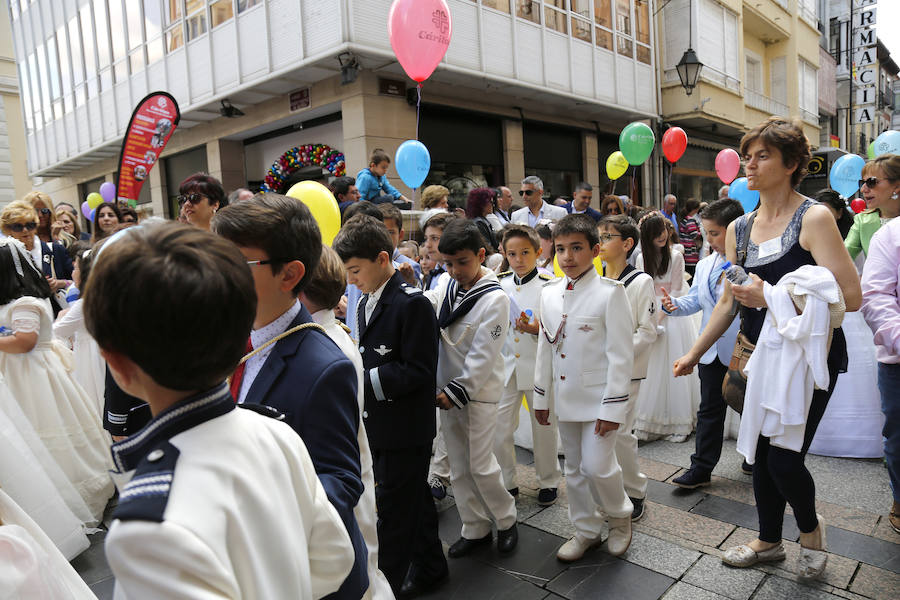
[745,89,789,116]
[800,108,818,124]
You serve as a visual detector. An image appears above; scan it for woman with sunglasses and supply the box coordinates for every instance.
[601,195,625,216]
[2,201,73,315]
[90,202,122,245]
[178,173,226,231]
[845,154,900,261]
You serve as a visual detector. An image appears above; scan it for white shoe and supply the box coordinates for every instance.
[606,516,632,557]
[722,543,786,567]
[556,534,604,562]
[798,514,827,580]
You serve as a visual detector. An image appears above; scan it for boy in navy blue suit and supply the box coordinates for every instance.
[212,193,368,600]
[333,215,447,598]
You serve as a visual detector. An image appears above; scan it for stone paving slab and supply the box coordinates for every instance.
[636,501,736,548]
[753,574,843,600]
[660,581,729,600]
[71,531,112,586]
[625,531,702,579]
[681,554,765,600]
[869,517,900,545]
[638,457,682,482]
[690,494,802,541]
[848,563,900,600]
[824,525,900,573]
[645,479,707,512]
[546,555,674,600]
[524,503,578,541]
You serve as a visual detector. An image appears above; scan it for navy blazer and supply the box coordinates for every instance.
[243,304,368,600]
[564,202,603,223]
[358,271,438,450]
[40,240,74,280]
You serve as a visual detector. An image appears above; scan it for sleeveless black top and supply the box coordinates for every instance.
[734,199,847,371]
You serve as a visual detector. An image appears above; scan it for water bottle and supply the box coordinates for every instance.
[524,309,534,322]
[721,261,751,286]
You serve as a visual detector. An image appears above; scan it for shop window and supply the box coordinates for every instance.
[211,0,234,28]
[482,0,511,12]
[238,0,263,12]
[516,1,540,24]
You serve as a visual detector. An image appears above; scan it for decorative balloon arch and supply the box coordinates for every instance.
[260,144,346,193]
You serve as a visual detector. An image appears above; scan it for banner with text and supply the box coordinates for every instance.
[115,92,181,204]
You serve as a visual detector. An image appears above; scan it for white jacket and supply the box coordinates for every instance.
[620,268,658,380]
[499,269,553,390]
[427,268,510,406]
[738,266,838,463]
[511,201,568,225]
[533,269,635,424]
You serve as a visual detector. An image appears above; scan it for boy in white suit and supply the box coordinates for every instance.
[598,215,659,522]
[661,199,745,489]
[494,225,562,505]
[534,214,635,561]
[427,219,518,557]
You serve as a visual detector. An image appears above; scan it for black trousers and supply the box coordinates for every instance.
[755,367,837,543]
[690,358,729,475]
[372,444,446,593]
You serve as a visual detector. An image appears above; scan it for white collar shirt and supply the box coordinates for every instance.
[30,236,42,271]
[527,206,544,228]
[365,276,391,325]
[238,300,302,404]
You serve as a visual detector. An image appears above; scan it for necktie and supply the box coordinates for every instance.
[229,337,253,402]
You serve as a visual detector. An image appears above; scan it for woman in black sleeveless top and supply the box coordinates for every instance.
[673,118,861,580]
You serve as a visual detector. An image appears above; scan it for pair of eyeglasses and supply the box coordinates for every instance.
[38,208,51,215]
[859,177,881,189]
[598,233,623,243]
[518,189,537,197]
[8,222,38,233]
[177,193,205,205]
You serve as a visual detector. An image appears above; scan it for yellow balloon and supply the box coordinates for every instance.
[86,192,104,209]
[285,180,341,245]
[552,255,604,278]
[606,151,630,181]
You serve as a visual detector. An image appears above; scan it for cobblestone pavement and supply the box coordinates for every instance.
[77,438,899,600]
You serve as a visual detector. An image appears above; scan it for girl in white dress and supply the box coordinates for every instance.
[53,246,106,416]
[0,237,114,521]
[634,213,701,441]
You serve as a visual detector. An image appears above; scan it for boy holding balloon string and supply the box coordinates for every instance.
[355,149,411,206]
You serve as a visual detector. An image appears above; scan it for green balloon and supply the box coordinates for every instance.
[619,122,656,166]
[867,141,876,160]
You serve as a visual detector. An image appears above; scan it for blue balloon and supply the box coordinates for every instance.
[729,177,759,213]
[829,153,866,198]
[395,140,431,189]
[873,130,900,157]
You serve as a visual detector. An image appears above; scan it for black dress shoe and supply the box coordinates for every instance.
[672,469,711,489]
[741,460,753,475]
[448,533,492,558]
[398,567,449,599]
[497,524,518,553]
[630,496,645,522]
[507,487,519,497]
[538,487,558,506]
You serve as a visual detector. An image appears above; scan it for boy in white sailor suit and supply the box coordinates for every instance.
[494,225,562,505]
[598,215,659,522]
[426,219,519,558]
[533,214,636,562]
[84,223,354,600]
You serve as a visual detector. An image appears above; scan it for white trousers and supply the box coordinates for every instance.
[430,409,451,479]
[493,382,561,490]
[441,401,517,539]
[558,421,632,539]
[615,381,648,500]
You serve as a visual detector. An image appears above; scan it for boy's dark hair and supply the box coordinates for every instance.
[599,215,640,258]
[83,223,256,391]
[342,200,384,224]
[332,214,394,262]
[303,245,348,311]
[438,219,485,255]
[0,244,53,305]
[378,203,403,229]
[369,148,391,166]
[423,211,459,233]
[553,214,599,247]
[699,198,744,227]
[212,192,322,295]
[501,224,540,251]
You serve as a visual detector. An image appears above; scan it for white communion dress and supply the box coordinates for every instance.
[53,298,107,417]
[634,250,701,441]
[0,296,115,521]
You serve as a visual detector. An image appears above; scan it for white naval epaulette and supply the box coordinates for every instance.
[600,276,625,287]
[538,272,553,281]
[542,276,563,286]
[497,270,514,279]
[239,403,287,421]
[401,285,423,295]
[113,441,179,523]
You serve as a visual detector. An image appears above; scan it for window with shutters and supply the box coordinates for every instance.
[697,0,739,91]
[770,56,787,105]
[662,0,690,84]
[745,51,762,93]
[799,59,818,123]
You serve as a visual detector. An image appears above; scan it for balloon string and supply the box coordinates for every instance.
[415,83,422,142]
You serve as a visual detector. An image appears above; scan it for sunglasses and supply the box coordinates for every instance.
[8,222,38,233]
[38,208,51,215]
[859,177,883,189]
[177,193,206,205]
[518,189,538,197]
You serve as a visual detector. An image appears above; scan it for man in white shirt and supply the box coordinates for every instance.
[511,176,568,227]
[495,186,514,225]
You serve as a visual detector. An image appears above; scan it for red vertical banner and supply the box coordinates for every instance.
[115,92,181,205]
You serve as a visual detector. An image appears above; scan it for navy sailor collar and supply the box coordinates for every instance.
[110,383,235,473]
[439,271,502,329]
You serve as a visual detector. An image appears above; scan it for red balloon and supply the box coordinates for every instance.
[850,198,867,214]
[389,0,453,83]
[661,127,688,163]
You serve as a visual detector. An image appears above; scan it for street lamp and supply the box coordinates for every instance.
[676,48,703,96]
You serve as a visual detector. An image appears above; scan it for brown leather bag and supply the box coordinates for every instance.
[720,212,756,414]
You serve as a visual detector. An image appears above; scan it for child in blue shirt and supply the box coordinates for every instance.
[355,149,410,205]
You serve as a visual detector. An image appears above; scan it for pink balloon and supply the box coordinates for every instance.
[715,149,741,184]
[388,0,452,83]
